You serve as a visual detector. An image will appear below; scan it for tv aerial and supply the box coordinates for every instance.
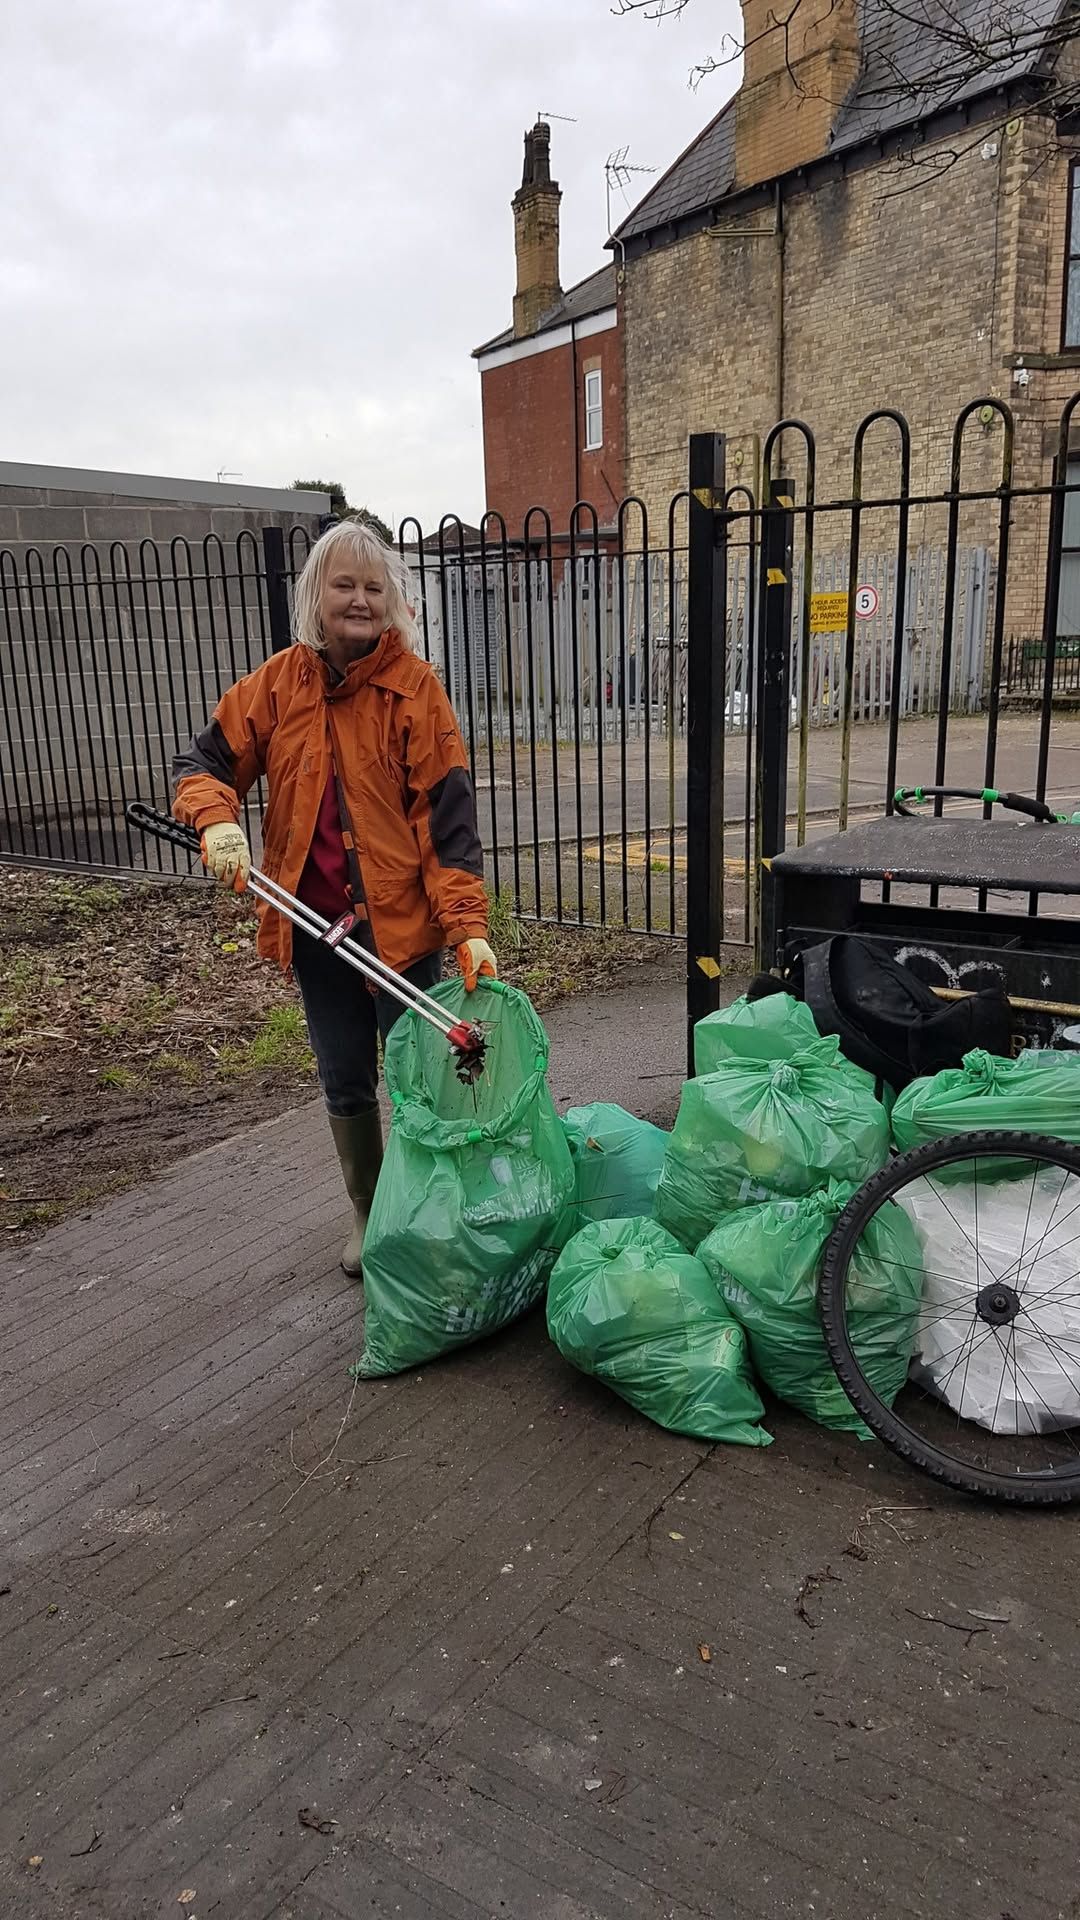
[605,146,657,236]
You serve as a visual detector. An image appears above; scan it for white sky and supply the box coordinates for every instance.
[2,0,741,529]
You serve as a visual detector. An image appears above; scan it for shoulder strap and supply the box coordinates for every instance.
[324,708,380,964]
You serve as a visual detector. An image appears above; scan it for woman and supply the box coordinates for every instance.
[173,519,496,1277]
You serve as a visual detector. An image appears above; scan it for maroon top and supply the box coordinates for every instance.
[296,767,351,924]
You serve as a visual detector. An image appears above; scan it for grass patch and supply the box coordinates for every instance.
[99,1064,141,1092]
[217,1005,315,1079]
[152,1051,202,1085]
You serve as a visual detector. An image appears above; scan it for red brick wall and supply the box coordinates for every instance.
[479,318,624,536]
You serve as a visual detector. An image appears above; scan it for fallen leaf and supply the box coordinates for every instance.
[698,1644,712,1663]
[221,943,239,955]
[27,1856,43,1870]
[178,1893,196,1907]
[583,1778,603,1792]
[668,1531,684,1542]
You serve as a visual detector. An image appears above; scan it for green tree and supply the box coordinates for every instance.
[290,481,394,545]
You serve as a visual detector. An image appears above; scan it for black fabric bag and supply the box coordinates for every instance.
[747,936,1014,1091]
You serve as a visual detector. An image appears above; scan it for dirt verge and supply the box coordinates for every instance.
[0,865,679,1241]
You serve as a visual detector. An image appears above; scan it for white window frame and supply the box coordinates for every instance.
[584,368,603,451]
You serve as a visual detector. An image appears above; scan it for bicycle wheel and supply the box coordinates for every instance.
[819,1131,1080,1505]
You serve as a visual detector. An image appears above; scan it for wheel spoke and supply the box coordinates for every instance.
[1008,1168,1075,1294]
[936,1319,997,1401]
[1006,1214,1080,1287]
[955,1305,984,1426]
[923,1173,1000,1282]
[1011,1162,1041,1302]
[1012,1319,1080,1439]
[1016,1267,1080,1313]
[1003,1340,1080,1454]
[989,1326,1009,1434]
[869,1252,982,1295]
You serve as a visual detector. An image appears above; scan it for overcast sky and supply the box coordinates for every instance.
[2,0,741,529]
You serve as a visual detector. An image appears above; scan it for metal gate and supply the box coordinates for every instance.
[684,396,1080,1057]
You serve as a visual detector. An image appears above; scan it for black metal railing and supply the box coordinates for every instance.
[683,392,1080,1032]
[1004,632,1080,697]
[397,504,700,940]
[4,397,1080,961]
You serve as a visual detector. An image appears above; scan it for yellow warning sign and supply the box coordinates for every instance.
[810,591,850,634]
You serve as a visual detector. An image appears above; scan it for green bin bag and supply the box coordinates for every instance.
[695,993,887,1105]
[357,978,575,1377]
[561,1102,669,1234]
[547,1216,771,1446]
[892,1047,1080,1153]
[655,1043,890,1251]
[695,992,823,1073]
[699,1181,923,1434]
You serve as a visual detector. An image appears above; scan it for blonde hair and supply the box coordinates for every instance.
[292,518,419,654]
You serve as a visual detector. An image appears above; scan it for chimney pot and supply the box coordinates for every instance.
[512,119,562,340]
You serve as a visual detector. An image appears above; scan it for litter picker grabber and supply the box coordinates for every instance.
[126,801,489,1084]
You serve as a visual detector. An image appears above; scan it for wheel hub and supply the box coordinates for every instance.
[975,1281,1021,1327]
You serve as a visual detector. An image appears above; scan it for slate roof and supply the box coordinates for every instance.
[614,0,1065,244]
[474,264,617,357]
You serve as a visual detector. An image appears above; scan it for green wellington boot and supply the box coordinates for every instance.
[328,1109,384,1278]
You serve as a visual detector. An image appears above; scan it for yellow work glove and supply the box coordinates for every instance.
[457,938,497,992]
[200,821,251,893]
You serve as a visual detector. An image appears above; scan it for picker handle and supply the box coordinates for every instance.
[124,801,467,1044]
[126,800,202,856]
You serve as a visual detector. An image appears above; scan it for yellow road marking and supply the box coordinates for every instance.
[581,836,748,875]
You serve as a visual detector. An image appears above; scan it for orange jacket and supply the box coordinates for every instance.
[172,631,487,974]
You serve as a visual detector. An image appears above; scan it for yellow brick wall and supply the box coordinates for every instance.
[623,114,1080,644]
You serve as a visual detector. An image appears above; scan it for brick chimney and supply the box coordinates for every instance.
[735,0,861,189]
[512,121,562,339]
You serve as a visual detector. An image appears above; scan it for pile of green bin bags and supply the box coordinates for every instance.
[358,986,926,1449]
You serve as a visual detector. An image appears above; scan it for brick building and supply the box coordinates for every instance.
[613,0,1080,639]
[474,123,625,540]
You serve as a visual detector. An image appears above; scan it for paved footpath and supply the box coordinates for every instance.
[2,963,1078,1920]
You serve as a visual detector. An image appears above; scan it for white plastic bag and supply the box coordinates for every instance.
[899,1169,1080,1434]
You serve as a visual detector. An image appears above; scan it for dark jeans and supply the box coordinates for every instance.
[291,931,443,1118]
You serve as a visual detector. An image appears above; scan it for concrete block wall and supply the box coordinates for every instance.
[0,466,326,865]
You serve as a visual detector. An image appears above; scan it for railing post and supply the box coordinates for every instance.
[685,433,728,1075]
[754,477,794,972]
[261,526,292,654]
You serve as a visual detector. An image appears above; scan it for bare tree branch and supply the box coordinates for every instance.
[614,0,1080,187]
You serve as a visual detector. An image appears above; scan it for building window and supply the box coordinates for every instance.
[584,368,603,451]
[1065,161,1080,348]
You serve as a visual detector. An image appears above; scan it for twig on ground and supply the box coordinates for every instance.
[905,1608,988,1649]
[795,1565,842,1629]
[280,1379,359,1513]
